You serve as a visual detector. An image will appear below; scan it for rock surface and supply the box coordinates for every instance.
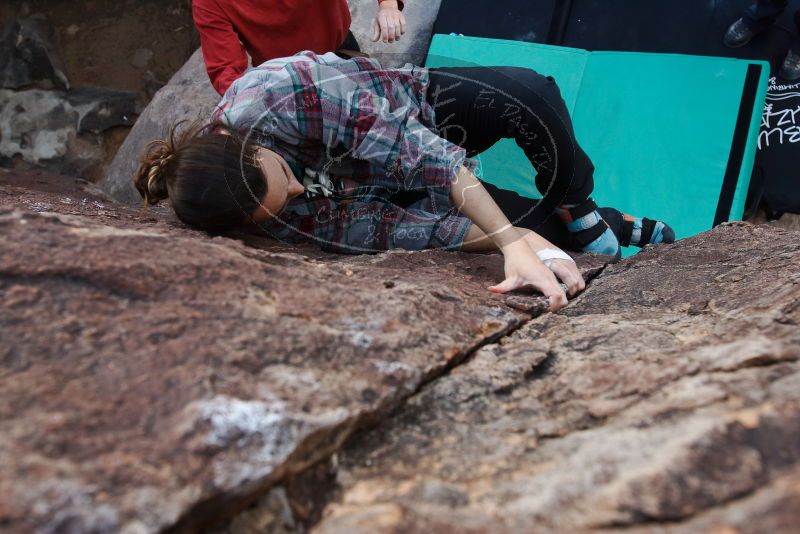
[1,170,598,533]
[0,16,69,90]
[309,222,800,533]
[0,86,137,183]
[0,0,200,185]
[348,0,443,67]
[3,171,800,533]
[0,1,198,102]
[4,1,800,530]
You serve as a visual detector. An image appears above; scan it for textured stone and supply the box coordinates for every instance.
[4,2,798,529]
[131,48,154,70]
[0,87,136,170]
[348,0,443,67]
[632,468,800,534]
[0,16,69,90]
[309,223,800,533]
[67,86,138,133]
[0,89,76,164]
[1,171,599,533]
[4,171,800,532]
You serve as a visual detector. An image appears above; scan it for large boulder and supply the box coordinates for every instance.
[0,87,137,183]
[0,170,572,533]
[310,222,800,533]
[0,87,136,166]
[2,170,800,533]
[101,49,219,205]
[349,0,443,67]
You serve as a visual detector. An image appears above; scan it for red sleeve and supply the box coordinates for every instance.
[192,1,248,95]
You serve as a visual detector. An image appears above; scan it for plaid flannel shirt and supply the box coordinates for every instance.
[212,51,477,254]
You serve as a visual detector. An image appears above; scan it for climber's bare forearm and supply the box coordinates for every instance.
[449,165,572,309]
[462,225,559,253]
[448,165,557,253]
[449,165,522,253]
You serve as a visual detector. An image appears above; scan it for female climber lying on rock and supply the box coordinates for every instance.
[134,51,674,312]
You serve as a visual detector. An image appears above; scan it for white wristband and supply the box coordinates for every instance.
[536,247,574,267]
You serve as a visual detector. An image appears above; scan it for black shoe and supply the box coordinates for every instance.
[780,49,800,80]
[595,207,675,249]
[723,18,757,48]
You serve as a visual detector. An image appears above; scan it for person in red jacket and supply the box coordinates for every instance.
[193,0,407,95]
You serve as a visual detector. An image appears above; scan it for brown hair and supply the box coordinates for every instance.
[134,121,267,232]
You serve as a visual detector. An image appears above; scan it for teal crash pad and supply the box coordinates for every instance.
[425,34,770,251]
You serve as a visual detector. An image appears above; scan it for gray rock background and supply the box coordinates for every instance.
[0,1,195,183]
[0,86,136,173]
[349,0,443,66]
[0,15,138,181]
[0,15,69,90]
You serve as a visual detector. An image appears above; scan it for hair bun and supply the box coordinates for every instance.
[146,155,172,200]
[133,120,216,210]
[135,142,174,205]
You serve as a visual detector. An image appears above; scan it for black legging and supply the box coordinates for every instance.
[338,30,362,53]
[425,66,615,250]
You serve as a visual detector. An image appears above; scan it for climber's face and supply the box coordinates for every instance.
[250,147,305,223]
